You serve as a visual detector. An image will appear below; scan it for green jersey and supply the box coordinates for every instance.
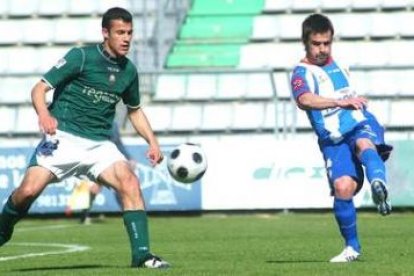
[43,44,140,140]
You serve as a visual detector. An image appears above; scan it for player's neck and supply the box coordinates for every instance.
[101,43,123,61]
[302,56,333,66]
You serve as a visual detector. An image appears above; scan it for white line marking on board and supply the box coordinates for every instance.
[0,242,90,261]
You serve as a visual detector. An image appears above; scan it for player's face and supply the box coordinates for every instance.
[102,19,133,57]
[305,31,332,66]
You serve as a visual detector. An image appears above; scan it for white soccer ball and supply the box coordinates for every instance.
[167,143,207,184]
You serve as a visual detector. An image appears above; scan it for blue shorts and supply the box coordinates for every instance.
[319,116,392,195]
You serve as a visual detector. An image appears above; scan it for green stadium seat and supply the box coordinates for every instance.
[180,16,254,42]
[166,44,241,68]
[189,0,264,15]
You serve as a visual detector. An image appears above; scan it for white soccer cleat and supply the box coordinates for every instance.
[139,254,170,269]
[371,180,391,216]
[330,246,360,263]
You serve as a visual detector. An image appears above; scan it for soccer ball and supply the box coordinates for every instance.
[167,143,207,184]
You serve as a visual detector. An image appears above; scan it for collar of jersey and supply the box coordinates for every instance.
[97,43,125,64]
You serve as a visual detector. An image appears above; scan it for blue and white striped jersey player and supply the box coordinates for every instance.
[290,14,392,263]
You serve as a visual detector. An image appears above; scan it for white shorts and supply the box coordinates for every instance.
[34,130,126,181]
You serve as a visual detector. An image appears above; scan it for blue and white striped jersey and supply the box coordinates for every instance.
[290,59,366,144]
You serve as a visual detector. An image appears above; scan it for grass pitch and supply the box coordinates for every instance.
[0,211,413,275]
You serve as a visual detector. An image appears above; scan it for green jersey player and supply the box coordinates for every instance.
[0,7,169,269]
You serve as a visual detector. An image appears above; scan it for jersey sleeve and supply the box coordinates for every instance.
[122,70,140,109]
[42,47,84,88]
[290,66,313,101]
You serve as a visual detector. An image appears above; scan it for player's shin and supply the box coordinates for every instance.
[333,198,360,252]
[359,148,386,184]
[123,210,151,266]
[0,195,29,246]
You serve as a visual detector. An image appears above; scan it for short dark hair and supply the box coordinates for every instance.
[301,13,334,44]
[102,7,132,29]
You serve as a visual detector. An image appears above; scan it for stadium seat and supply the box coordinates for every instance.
[97,0,132,14]
[7,0,38,17]
[251,15,278,41]
[244,73,274,99]
[216,73,248,99]
[0,77,37,104]
[351,0,381,11]
[332,13,370,39]
[81,18,103,43]
[189,0,264,15]
[6,47,39,74]
[38,0,69,16]
[389,100,414,127]
[278,15,303,41]
[142,105,173,133]
[155,75,186,101]
[201,103,233,131]
[231,102,266,130]
[15,106,40,134]
[369,13,398,39]
[54,18,84,44]
[0,1,7,17]
[272,72,292,99]
[0,20,23,45]
[67,0,98,16]
[367,100,391,126]
[38,47,71,73]
[186,74,216,100]
[381,0,410,10]
[291,0,321,12]
[170,104,203,132]
[0,107,17,134]
[320,0,352,11]
[21,19,55,45]
[263,0,291,13]
[397,12,414,38]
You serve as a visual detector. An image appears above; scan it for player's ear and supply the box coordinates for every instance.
[102,27,109,40]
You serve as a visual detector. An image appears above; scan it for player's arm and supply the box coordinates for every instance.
[31,80,57,134]
[127,107,163,166]
[297,92,368,111]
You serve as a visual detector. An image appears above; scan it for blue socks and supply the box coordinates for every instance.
[359,148,386,184]
[334,198,361,252]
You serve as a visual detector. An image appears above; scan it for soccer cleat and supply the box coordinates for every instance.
[371,180,391,216]
[138,254,170,269]
[330,246,360,263]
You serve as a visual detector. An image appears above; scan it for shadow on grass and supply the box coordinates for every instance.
[266,260,328,264]
[13,264,122,272]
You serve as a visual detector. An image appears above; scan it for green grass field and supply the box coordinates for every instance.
[0,211,413,275]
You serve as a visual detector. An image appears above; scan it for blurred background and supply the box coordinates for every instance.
[0,0,414,214]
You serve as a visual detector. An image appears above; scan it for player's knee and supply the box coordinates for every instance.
[14,185,40,204]
[334,176,357,199]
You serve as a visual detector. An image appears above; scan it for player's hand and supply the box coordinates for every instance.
[146,145,164,167]
[337,96,367,110]
[38,112,58,134]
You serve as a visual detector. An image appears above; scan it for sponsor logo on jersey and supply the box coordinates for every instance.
[54,58,67,69]
[292,77,305,92]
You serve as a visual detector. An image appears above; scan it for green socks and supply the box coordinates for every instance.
[123,210,151,266]
[0,196,27,246]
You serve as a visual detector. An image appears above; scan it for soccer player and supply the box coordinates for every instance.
[290,13,392,263]
[0,7,169,269]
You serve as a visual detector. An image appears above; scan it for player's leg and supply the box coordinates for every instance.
[355,137,391,216]
[80,181,102,225]
[323,143,362,262]
[93,143,169,269]
[0,166,54,246]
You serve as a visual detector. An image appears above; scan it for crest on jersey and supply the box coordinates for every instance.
[54,58,67,69]
[109,74,116,84]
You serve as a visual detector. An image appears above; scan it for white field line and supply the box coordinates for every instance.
[0,224,90,262]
